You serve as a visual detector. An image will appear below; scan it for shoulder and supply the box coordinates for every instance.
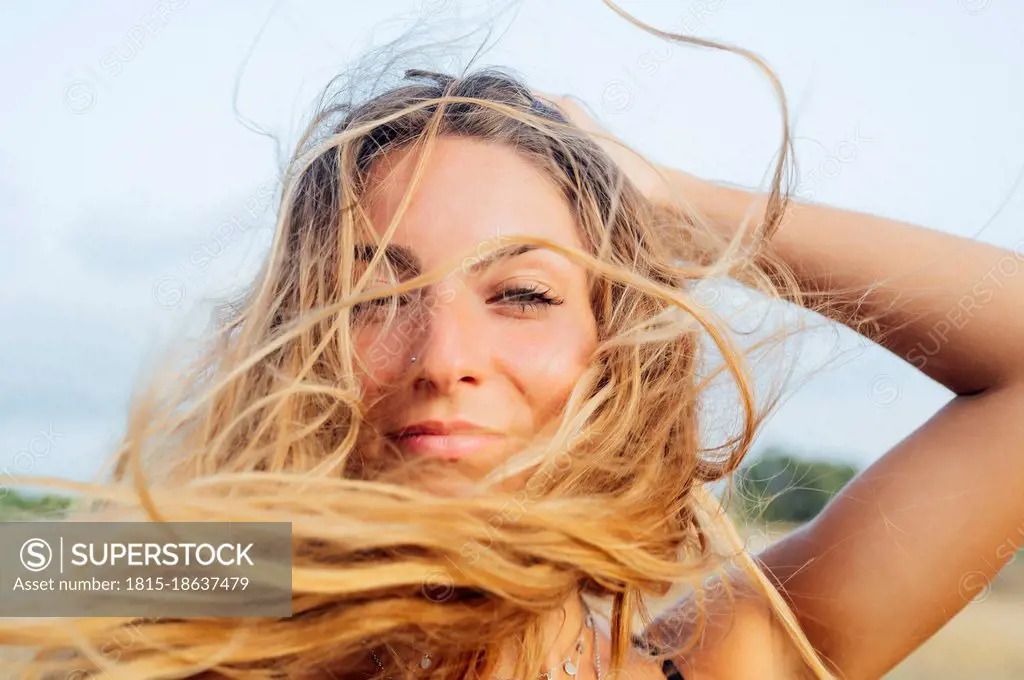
[646,583,808,680]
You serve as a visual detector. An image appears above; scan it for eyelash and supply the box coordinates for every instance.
[488,284,564,314]
[352,285,563,320]
[351,293,413,319]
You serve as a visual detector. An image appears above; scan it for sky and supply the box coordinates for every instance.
[1,0,1022,489]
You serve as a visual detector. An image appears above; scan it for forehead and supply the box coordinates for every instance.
[363,136,582,265]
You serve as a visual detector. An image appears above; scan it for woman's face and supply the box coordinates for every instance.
[354,136,598,483]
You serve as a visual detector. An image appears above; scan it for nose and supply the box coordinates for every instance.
[410,284,489,395]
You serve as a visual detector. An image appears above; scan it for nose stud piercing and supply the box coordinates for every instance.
[410,355,418,364]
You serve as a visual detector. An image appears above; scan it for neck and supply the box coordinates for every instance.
[493,590,593,675]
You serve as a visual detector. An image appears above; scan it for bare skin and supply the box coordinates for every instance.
[353,101,1024,678]
[356,136,664,676]
[356,136,597,491]
[550,95,1024,679]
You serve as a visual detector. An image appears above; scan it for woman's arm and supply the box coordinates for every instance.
[681,177,1024,393]
[545,94,1024,677]
[662,172,1024,679]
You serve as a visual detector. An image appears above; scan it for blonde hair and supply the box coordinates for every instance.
[2,6,844,680]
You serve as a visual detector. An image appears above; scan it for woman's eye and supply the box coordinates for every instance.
[488,285,564,314]
[353,293,412,320]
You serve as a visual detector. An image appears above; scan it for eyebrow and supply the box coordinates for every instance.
[354,243,421,276]
[353,243,545,278]
[464,244,539,275]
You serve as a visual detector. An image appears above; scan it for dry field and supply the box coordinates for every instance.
[886,560,1024,679]
[729,524,1024,678]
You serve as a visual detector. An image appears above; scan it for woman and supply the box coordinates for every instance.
[5,11,1024,680]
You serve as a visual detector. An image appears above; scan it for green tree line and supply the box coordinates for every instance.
[734,448,860,523]
[0,490,73,521]
[1,449,859,524]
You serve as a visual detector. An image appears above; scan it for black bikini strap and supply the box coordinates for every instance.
[631,634,685,680]
[661,657,685,680]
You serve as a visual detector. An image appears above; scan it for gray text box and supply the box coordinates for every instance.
[0,522,292,617]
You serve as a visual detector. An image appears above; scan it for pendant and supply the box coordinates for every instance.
[420,654,432,669]
[563,659,578,676]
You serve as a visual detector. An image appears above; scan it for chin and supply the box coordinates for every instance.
[399,452,532,498]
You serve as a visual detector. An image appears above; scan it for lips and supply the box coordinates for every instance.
[386,420,505,459]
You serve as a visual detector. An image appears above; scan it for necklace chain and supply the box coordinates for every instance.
[492,608,599,680]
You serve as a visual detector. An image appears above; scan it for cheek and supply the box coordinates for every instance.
[351,294,446,395]
[351,324,417,397]
[501,315,596,424]
[353,336,387,397]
